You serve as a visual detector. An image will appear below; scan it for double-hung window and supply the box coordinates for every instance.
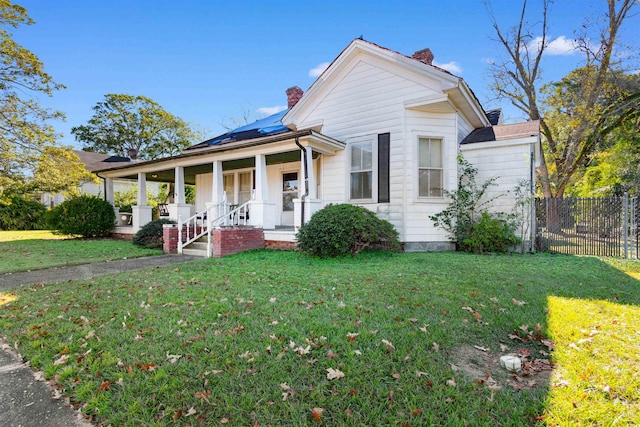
[350,140,374,200]
[418,137,443,198]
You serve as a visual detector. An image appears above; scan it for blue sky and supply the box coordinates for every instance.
[14,0,639,149]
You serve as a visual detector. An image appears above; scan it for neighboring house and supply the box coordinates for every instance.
[40,150,162,208]
[94,39,539,254]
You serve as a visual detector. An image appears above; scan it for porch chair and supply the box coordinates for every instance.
[158,204,169,217]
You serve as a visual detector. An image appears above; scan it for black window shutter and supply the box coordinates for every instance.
[378,133,390,203]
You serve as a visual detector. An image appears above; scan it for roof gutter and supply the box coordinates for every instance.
[294,137,309,227]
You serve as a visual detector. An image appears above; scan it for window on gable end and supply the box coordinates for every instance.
[418,137,443,198]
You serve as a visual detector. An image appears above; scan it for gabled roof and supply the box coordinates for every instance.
[460,120,540,144]
[74,150,131,172]
[187,109,290,150]
[283,38,490,130]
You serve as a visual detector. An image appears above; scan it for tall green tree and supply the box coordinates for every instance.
[487,0,638,198]
[71,94,204,160]
[0,0,91,198]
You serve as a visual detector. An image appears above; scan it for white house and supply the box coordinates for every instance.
[94,39,539,256]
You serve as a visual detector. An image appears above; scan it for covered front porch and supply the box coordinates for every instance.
[100,130,345,255]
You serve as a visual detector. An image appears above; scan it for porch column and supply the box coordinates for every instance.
[174,166,185,204]
[206,160,225,220]
[104,177,115,205]
[133,172,152,230]
[211,161,224,204]
[169,165,192,221]
[248,154,275,229]
[255,154,268,201]
[304,148,316,199]
[137,172,147,206]
[294,147,322,229]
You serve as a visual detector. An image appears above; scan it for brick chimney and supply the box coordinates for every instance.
[412,48,434,65]
[286,86,304,109]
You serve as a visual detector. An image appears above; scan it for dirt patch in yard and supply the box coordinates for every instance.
[451,344,554,391]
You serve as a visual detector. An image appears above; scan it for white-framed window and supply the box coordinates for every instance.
[349,138,375,201]
[418,137,443,198]
[223,170,254,205]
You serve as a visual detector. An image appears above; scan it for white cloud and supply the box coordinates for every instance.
[309,62,330,78]
[433,60,463,74]
[256,105,287,116]
[529,35,578,56]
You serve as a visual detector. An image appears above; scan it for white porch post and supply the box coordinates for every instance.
[255,154,268,201]
[206,160,225,219]
[105,177,115,205]
[105,177,119,225]
[294,147,321,230]
[305,148,317,199]
[175,166,185,204]
[248,154,275,229]
[169,166,192,221]
[211,161,224,204]
[133,172,152,230]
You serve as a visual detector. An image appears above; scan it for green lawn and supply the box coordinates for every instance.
[0,250,638,426]
[0,231,162,273]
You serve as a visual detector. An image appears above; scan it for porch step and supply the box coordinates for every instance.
[182,247,208,257]
[182,241,209,257]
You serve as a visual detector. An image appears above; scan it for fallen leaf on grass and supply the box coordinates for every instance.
[326,350,339,359]
[446,378,457,387]
[512,298,527,306]
[473,345,489,352]
[381,339,395,351]
[419,325,429,333]
[327,368,345,380]
[311,407,324,422]
[432,342,440,352]
[391,372,401,379]
[53,354,69,366]
[166,352,182,363]
[412,408,423,416]
[98,381,110,391]
[185,406,197,417]
[347,332,359,342]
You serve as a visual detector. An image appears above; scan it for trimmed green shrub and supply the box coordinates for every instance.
[460,212,520,254]
[0,196,46,230]
[133,218,176,249]
[296,204,400,257]
[45,195,115,237]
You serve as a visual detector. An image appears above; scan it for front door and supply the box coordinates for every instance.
[281,172,298,226]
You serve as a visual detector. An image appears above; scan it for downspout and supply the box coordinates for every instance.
[294,137,309,227]
[96,172,106,201]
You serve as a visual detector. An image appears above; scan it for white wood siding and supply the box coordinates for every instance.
[195,173,213,213]
[301,59,449,241]
[457,115,474,144]
[461,139,536,241]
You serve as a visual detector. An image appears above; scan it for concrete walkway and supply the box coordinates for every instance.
[0,254,201,289]
[0,254,201,426]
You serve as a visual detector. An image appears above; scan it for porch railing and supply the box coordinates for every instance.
[177,199,252,257]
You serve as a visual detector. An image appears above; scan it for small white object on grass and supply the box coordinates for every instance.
[500,355,522,372]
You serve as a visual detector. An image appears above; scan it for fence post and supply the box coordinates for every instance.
[623,192,629,259]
